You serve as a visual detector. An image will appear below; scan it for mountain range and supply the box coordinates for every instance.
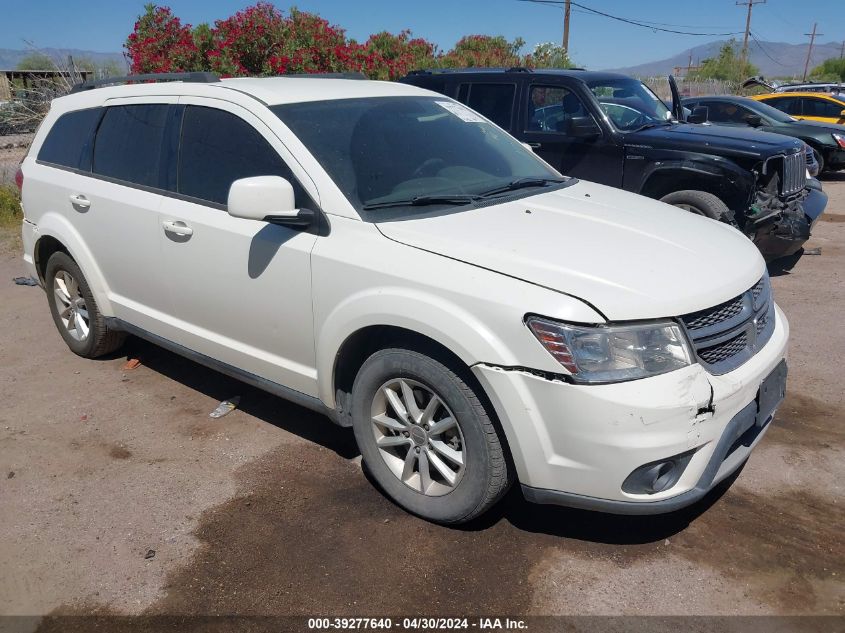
[605,39,844,79]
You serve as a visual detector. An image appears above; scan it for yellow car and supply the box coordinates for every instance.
[751,92,845,125]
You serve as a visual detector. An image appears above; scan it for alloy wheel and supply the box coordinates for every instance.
[53,271,90,341]
[370,378,465,496]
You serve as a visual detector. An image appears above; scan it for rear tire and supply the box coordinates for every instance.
[660,190,733,223]
[350,347,512,524]
[45,252,125,358]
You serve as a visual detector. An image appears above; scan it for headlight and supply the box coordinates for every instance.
[833,133,845,150]
[526,316,693,383]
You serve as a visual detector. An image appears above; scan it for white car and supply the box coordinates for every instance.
[17,73,788,524]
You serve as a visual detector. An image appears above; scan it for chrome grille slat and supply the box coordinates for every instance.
[680,275,774,375]
[781,152,806,197]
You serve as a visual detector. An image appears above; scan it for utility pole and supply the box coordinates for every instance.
[802,23,822,81]
[737,0,765,70]
[840,40,844,59]
[562,0,571,53]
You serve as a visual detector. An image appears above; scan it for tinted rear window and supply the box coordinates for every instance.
[93,104,170,188]
[37,108,103,170]
[462,83,515,130]
[178,105,306,206]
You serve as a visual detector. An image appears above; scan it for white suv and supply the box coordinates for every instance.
[18,73,788,523]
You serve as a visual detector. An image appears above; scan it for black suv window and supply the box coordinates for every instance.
[800,97,844,118]
[458,83,515,130]
[38,107,103,170]
[526,85,589,134]
[93,104,170,188]
[178,106,308,207]
[699,101,756,124]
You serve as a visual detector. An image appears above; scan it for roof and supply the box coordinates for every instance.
[216,76,428,104]
[53,75,433,109]
[753,92,845,102]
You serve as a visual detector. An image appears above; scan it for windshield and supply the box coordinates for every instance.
[587,78,672,131]
[271,97,562,213]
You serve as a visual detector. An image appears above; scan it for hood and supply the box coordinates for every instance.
[626,122,802,160]
[376,180,765,322]
[786,118,845,134]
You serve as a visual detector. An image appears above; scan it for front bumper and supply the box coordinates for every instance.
[472,304,789,515]
[752,185,827,260]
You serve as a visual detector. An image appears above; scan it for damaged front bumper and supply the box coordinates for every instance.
[471,305,789,515]
[750,180,827,261]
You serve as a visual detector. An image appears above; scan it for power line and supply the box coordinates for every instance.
[749,31,789,68]
[516,0,744,36]
[568,8,732,30]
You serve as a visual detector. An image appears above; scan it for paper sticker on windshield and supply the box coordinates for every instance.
[436,101,485,122]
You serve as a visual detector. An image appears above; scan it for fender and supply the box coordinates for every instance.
[315,285,602,407]
[628,151,755,208]
[33,211,115,316]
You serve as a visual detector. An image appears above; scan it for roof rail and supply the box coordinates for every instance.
[506,67,532,73]
[281,72,367,79]
[70,72,220,94]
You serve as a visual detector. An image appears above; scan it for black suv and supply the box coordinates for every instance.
[400,68,827,260]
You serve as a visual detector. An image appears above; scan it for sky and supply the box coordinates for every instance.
[2,0,844,69]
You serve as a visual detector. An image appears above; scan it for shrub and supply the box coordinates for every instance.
[0,185,22,229]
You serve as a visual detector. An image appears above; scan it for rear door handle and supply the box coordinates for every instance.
[528,142,542,149]
[162,220,193,237]
[68,194,90,209]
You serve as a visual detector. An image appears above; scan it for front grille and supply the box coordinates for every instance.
[699,332,748,365]
[680,275,775,374]
[780,151,806,196]
[683,296,744,331]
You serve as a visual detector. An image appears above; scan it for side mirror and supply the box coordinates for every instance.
[687,106,709,124]
[227,176,314,228]
[744,114,763,127]
[570,116,601,139]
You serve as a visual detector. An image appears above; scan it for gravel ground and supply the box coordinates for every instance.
[0,176,842,630]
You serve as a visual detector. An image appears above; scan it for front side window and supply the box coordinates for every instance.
[93,104,169,188]
[587,78,672,131]
[699,101,756,124]
[801,98,845,118]
[272,96,561,214]
[178,106,308,207]
[460,83,516,130]
[526,85,592,134]
[38,107,103,170]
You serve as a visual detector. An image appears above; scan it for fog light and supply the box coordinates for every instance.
[622,451,695,495]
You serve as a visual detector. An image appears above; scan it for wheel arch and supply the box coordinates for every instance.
[639,163,751,212]
[33,212,115,315]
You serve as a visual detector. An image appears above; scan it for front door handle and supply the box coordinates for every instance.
[162,220,193,237]
[69,194,90,210]
[528,142,542,149]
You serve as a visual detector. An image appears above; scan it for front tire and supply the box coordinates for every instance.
[350,348,512,524]
[660,190,734,223]
[812,149,825,175]
[45,251,125,358]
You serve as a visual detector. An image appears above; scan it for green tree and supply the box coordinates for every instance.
[15,52,56,71]
[689,40,758,83]
[810,57,845,82]
[528,42,575,69]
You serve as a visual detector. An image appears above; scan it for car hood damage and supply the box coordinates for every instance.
[376,181,765,321]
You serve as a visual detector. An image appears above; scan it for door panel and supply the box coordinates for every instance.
[521,83,623,186]
[158,100,319,395]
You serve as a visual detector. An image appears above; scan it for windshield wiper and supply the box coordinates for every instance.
[631,121,673,132]
[478,177,568,198]
[362,194,480,210]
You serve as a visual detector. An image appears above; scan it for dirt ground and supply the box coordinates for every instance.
[0,173,843,631]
